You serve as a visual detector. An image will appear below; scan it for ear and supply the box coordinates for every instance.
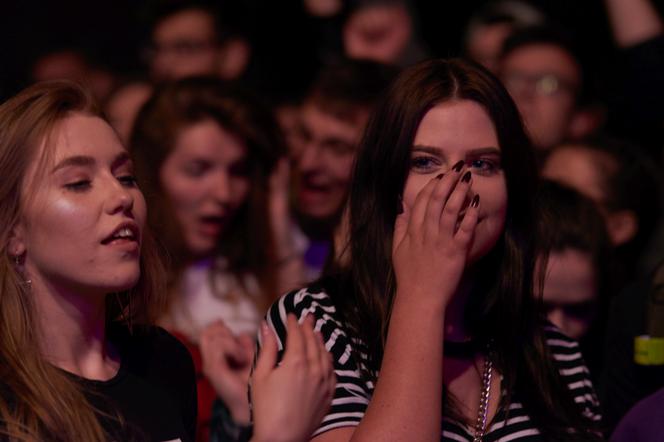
[7,218,27,258]
[217,38,251,80]
[605,210,638,246]
[568,107,605,141]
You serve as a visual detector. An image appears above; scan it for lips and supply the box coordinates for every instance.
[102,221,140,245]
[197,214,227,237]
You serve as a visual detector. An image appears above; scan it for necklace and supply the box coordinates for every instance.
[472,345,493,442]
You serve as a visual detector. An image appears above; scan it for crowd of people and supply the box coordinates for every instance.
[1,0,664,441]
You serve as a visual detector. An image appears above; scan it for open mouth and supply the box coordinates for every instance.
[102,223,139,245]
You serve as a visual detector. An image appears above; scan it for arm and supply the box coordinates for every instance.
[317,166,479,441]
[605,0,663,47]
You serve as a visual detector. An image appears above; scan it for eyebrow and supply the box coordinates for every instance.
[52,151,131,173]
[412,145,501,157]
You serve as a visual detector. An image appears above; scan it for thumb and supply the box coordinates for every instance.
[254,321,278,380]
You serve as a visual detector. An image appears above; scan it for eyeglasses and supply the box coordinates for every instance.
[501,72,578,97]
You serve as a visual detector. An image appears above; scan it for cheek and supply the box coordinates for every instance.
[402,175,430,209]
[160,169,203,214]
[330,154,355,184]
[230,177,251,208]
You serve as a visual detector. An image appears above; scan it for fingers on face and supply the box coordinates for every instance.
[424,166,466,236]
[455,193,480,247]
[438,169,473,235]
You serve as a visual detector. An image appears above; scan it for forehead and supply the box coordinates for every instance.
[542,146,612,202]
[414,100,499,154]
[502,43,580,81]
[172,119,247,161]
[48,113,125,163]
[153,9,216,42]
[300,102,366,141]
[543,248,597,304]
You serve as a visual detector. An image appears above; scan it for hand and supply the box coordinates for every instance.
[392,167,480,311]
[200,320,255,424]
[251,315,336,442]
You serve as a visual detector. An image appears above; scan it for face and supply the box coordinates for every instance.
[500,44,580,150]
[150,9,219,81]
[540,248,598,339]
[159,119,250,257]
[106,82,152,144]
[466,23,513,73]
[541,145,611,205]
[343,4,411,64]
[13,113,146,295]
[404,100,507,262]
[293,102,366,221]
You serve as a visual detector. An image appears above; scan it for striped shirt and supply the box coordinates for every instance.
[262,281,601,441]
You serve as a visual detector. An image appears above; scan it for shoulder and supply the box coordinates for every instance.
[543,323,602,423]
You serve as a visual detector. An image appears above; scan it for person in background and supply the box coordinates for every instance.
[463,0,545,73]
[291,58,398,280]
[104,80,153,144]
[145,0,252,83]
[130,77,300,440]
[537,179,615,381]
[498,25,602,157]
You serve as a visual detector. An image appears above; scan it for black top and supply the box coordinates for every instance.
[0,325,197,442]
[79,324,198,442]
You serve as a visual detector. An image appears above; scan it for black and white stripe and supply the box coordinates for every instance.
[262,284,601,440]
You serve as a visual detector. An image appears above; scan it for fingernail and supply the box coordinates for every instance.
[471,194,480,207]
[462,171,472,183]
[453,160,464,172]
[436,173,444,180]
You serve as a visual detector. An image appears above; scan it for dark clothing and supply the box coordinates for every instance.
[611,387,664,442]
[0,325,197,442]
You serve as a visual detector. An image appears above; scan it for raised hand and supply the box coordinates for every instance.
[200,320,255,424]
[251,315,336,442]
[392,165,480,312]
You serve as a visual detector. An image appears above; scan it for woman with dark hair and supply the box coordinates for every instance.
[131,76,305,439]
[261,58,601,441]
[0,80,334,442]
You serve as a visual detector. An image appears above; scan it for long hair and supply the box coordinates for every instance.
[0,80,165,441]
[334,59,599,440]
[131,76,283,312]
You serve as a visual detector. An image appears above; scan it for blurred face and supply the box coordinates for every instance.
[343,4,411,64]
[293,102,366,221]
[150,9,219,81]
[13,113,146,295]
[105,82,152,144]
[541,249,598,339]
[466,23,513,73]
[541,145,610,205]
[160,119,250,257]
[500,44,580,150]
[403,100,507,263]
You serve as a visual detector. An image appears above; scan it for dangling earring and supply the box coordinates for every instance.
[13,253,31,289]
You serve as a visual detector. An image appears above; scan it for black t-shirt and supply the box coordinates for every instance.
[2,325,198,442]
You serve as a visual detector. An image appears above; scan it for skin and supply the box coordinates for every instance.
[466,23,514,73]
[151,8,220,81]
[343,4,412,64]
[541,249,598,340]
[105,82,153,144]
[293,102,366,222]
[11,113,145,380]
[313,100,506,441]
[500,44,581,150]
[159,119,250,258]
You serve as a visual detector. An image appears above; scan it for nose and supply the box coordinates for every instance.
[547,308,567,333]
[211,170,231,204]
[298,142,323,174]
[107,179,135,215]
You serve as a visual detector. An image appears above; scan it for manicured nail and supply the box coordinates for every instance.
[461,171,472,183]
[436,173,444,180]
[453,160,464,172]
[471,194,480,208]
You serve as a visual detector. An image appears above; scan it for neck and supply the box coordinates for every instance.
[31,272,119,381]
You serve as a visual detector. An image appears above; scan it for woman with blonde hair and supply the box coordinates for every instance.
[0,80,333,441]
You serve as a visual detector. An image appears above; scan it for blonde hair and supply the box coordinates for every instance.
[0,80,166,441]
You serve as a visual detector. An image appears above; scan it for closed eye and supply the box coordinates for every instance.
[64,180,92,191]
[117,175,138,187]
